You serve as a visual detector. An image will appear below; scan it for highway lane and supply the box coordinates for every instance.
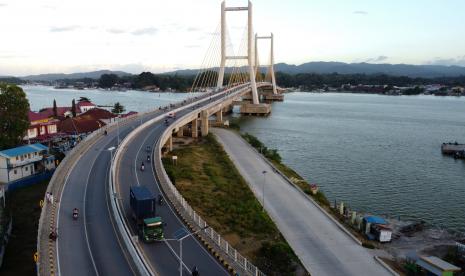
[56,88,248,275]
[117,105,229,275]
[57,110,168,275]
[57,125,136,276]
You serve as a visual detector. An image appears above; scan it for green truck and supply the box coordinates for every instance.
[130,186,164,242]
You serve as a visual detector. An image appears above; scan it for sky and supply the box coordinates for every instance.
[0,0,465,76]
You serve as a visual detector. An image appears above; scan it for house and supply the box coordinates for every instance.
[77,101,96,113]
[362,215,392,242]
[0,143,55,184]
[25,111,61,142]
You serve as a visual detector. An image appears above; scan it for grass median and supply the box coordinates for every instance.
[163,134,304,275]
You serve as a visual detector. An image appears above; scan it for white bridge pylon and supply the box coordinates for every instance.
[217,1,259,105]
[255,33,277,95]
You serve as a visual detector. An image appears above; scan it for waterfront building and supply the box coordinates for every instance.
[0,143,55,185]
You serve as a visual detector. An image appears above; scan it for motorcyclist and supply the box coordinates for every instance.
[147,155,151,162]
[104,130,107,135]
[140,162,145,171]
[158,194,164,205]
[192,266,199,276]
[73,208,79,219]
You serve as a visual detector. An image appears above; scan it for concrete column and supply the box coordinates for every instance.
[270,33,277,95]
[166,136,173,152]
[216,110,223,123]
[191,119,198,138]
[217,1,226,88]
[248,1,259,105]
[177,126,184,138]
[201,110,209,136]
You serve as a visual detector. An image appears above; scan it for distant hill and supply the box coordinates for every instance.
[166,62,465,78]
[20,70,132,81]
[273,62,465,78]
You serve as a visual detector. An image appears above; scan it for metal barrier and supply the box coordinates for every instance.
[37,84,270,276]
[153,86,267,276]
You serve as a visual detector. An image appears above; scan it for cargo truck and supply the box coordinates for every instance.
[130,186,164,242]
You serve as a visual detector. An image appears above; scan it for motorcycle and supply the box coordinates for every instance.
[158,195,164,206]
[140,163,145,171]
[147,155,151,162]
[72,208,79,220]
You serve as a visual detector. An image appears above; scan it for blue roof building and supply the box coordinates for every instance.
[0,143,55,185]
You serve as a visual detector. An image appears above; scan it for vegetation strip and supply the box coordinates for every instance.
[163,134,305,275]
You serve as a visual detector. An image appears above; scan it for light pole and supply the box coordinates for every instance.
[262,170,267,210]
[116,115,120,145]
[165,226,209,276]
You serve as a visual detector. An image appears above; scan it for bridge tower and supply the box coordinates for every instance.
[255,33,277,95]
[217,1,259,105]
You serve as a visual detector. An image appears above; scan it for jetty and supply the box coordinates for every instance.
[441,142,465,159]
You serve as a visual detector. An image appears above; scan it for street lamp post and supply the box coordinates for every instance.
[116,116,120,145]
[262,170,267,210]
[165,226,209,276]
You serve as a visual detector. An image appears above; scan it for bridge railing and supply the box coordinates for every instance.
[36,92,217,276]
[153,85,267,276]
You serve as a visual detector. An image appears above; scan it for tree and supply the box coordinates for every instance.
[112,102,125,115]
[78,96,91,102]
[99,74,119,88]
[71,99,76,117]
[0,83,30,149]
[53,99,57,117]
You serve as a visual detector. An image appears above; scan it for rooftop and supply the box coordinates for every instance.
[0,143,48,158]
[417,256,461,272]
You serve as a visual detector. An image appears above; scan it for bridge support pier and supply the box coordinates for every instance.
[166,136,173,152]
[215,110,223,123]
[201,110,209,137]
[177,126,184,138]
[191,119,198,138]
[240,103,271,115]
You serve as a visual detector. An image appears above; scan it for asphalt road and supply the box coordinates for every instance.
[116,102,229,275]
[57,90,235,276]
[213,128,391,276]
[57,122,138,276]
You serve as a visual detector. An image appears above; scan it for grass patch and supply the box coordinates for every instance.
[0,181,48,276]
[163,134,302,275]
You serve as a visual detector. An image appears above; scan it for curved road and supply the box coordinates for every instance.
[56,87,246,275]
[115,98,232,275]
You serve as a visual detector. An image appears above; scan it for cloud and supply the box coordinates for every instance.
[353,10,368,15]
[365,55,388,63]
[107,28,126,34]
[131,27,158,36]
[0,3,7,7]
[187,27,200,32]
[50,25,80,32]
[426,56,465,66]
[185,45,200,48]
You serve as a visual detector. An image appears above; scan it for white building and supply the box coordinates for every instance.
[0,143,55,184]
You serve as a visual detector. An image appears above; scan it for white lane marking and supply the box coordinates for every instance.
[134,123,163,186]
[104,152,138,276]
[83,151,102,276]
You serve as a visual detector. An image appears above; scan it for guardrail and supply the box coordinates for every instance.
[153,86,267,276]
[108,86,248,275]
[36,92,213,276]
[37,83,270,276]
